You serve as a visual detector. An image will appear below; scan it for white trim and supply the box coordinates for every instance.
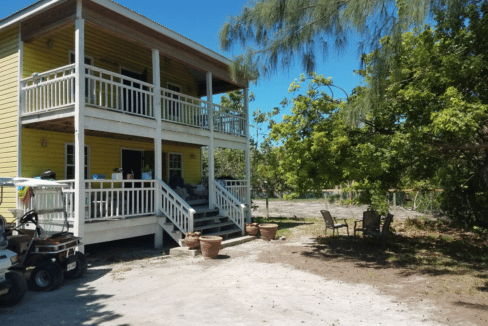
[65,142,90,179]
[0,0,64,30]
[17,24,23,178]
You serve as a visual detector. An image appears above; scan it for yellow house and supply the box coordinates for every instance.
[0,0,251,250]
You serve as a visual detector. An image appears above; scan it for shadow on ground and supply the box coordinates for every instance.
[300,230,488,279]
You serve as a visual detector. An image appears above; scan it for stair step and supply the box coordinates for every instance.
[194,216,225,223]
[207,228,242,237]
[193,207,218,213]
[195,221,235,231]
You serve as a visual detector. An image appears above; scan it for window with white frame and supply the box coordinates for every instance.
[168,153,182,179]
[166,83,181,119]
[65,143,90,180]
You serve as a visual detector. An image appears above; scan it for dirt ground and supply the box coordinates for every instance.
[252,200,488,326]
[0,200,486,325]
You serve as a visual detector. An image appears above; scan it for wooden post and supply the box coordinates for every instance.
[152,49,163,249]
[207,72,215,208]
[244,86,252,223]
[73,0,86,253]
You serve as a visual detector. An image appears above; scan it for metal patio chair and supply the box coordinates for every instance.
[320,210,349,236]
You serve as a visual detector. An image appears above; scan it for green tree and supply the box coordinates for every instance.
[347,2,488,225]
[220,0,468,82]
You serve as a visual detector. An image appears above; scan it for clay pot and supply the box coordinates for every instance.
[184,231,201,249]
[259,223,279,241]
[245,223,259,236]
[199,235,223,259]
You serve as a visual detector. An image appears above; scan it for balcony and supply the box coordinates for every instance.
[20,64,246,138]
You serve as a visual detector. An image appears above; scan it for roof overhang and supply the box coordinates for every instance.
[0,0,248,92]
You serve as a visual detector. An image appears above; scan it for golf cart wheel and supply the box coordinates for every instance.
[64,252,87,280]
[0,272,27,306]
[29,261,64,292]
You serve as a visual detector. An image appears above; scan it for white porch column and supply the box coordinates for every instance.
[244,86,252,222]
[73,0,86,253]
[152,49,163,248]
[17,25,23,178]
[206,72,215,208]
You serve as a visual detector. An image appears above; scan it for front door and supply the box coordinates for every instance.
[122,149,142,179]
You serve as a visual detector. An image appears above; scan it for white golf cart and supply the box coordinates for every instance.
[0,177,86,292]
[0,214,27,306]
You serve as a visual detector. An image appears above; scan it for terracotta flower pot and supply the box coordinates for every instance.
[245,223,259,236]
[259,223,279,241]
[199,236,223,259]
[184,231,201,249]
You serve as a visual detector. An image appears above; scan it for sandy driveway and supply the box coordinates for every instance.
[1,238,456,326]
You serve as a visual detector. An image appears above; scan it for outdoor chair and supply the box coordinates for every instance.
[354,210,381,236]
[320,210,349,236]
[363,213,394,248]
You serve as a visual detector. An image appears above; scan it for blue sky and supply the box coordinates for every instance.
[1,0,364,140]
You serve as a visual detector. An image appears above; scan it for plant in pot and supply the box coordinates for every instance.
[245,222,259,236]
[259,223,279,241]
[112,167,123,180]
[184,231,201,249]
[141,165,152,180]
[199,235,223,259]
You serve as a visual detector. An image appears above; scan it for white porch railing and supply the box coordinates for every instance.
[21,64,76,115]
[61,180,156,222]
[20,65,247,138]
[223,180,248,203]
[161,88,210,129]
[213,103,246,137]
[213,180,245,234]
[16,185,70,233]
[86,65,155,118]
[157,179,195,233]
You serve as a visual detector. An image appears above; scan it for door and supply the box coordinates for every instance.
[121,68,147,115]
[122,149,142,179]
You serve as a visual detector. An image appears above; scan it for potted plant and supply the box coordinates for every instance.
[112,167,123,180]
[259,223,279,241]
[141,164,152,180]
[245,222,259,236]
[184,231,201,249]
[199,235,223,259]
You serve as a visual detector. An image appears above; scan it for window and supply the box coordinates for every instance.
[65,143,90,180]
[69,51,94,99]
[166,83,181,119]
[168,153,182,179]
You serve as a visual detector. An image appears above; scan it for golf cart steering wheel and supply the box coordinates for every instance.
[19,210,38,226]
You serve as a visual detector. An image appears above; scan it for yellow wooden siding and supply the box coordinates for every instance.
[23,25,200,96]
[22,129,201,184]
[0,25,19,218]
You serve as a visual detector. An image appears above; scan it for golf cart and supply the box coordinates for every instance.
[0,214,27,306]
[1,177,87,292]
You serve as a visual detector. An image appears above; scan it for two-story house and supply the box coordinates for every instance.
[0,0,251,251]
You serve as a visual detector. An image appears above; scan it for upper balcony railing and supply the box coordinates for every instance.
[20,65,247,138]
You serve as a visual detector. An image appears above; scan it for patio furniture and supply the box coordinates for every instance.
[354,210,381,236]
[320,210,349,236]
[363,213,394,248]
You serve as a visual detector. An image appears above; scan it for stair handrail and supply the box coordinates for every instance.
[156,179,195,233]
[213,180,246,234]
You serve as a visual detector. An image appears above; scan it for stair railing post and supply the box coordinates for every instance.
[189,209,195,232]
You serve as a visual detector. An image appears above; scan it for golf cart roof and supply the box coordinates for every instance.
[0,177,67,188]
